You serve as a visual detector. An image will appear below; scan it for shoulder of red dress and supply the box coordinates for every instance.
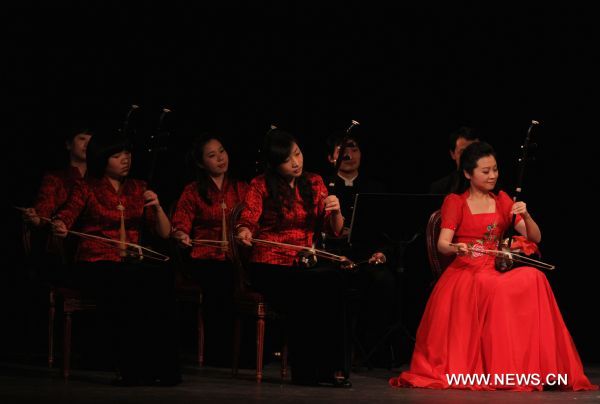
[444,192,464,204]
[496,190,511,200]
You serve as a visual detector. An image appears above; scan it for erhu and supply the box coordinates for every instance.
[328,119,360,188]
[495,120,539,272]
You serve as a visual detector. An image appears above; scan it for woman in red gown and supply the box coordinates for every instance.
[390,142,597,391]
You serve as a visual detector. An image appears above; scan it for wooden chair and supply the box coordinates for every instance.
[228,203,287,383]
[426,210,454,282]
[21,221,96,379]
[172,248,205,367]
[51,286,96,379]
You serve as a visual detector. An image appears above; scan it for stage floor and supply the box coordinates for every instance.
[1,361,599,403]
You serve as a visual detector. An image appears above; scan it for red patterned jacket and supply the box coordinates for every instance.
[55,177,156,263]
[238,172,337,266]
[34,165,84,220]
[172,177,248,261]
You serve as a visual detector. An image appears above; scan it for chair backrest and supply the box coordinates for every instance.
[426,209,453,281]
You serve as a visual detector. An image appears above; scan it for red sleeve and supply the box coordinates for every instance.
[238,176,265,233]
[313,175,338,236]
[171,183,197,234]
[440,193,463,231]
[497,191,523,226]
[54,180,89,229]
[237,180,249,201]
[138,180,159,229]
[33,173,60,219]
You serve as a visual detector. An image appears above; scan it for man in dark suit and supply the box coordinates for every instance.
[324,132,395,368]
[429,127,478,195]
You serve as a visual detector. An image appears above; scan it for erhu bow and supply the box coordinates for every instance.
[14,207,170,262]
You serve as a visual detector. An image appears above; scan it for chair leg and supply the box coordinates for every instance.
[48,290,56,368]
[281,337,288,380]
[256,303,265,383]
[232,315,241,376]
[197,305,205,367]
[63,311,72,379]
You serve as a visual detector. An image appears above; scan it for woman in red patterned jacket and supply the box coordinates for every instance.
[236,129,351,387]
[21,128,92,277]
[171,133,248,365]
[23,129,91,226]
[52,132,180,386]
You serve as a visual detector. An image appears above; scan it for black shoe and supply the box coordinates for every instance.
[332,377,352,388]
[316,377,353,388]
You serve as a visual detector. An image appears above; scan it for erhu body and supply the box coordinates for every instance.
[495,120,539,272]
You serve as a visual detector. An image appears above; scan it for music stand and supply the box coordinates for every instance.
[347,193,445,368]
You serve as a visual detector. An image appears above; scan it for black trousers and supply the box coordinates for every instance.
[71,261,180,382]
[184,259,234,366]
[347,264,396,364]
[249,263,349,383]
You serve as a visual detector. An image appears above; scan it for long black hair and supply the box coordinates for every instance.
[86,131,132,179]
[456,141,499,194]
[262,129,315,220]
[187,132,229,206]
[448,126,478,152]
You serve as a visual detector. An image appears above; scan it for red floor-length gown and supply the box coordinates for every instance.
[390,191,598,391]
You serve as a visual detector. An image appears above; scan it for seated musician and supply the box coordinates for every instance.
[22,125,92,278]
[391,142,597,391]
[52,131,180,386]
[325,131,396,366]
[428,126,478,195]
[171,133,248,366]
[236,129,351,387]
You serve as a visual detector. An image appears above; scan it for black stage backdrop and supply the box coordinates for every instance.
[2,3,598,362]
